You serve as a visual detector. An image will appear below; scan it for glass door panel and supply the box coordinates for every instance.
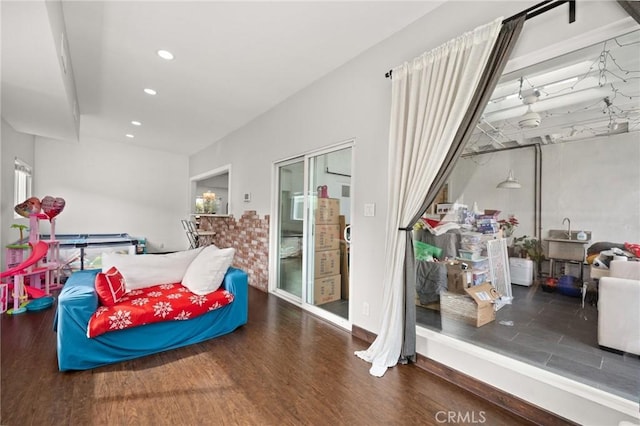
[306,147,351,319]
[276,159,304,298]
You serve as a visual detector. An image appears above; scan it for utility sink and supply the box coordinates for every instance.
[545,230,591,262]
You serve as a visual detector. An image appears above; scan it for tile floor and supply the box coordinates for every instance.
[417,284,640,401]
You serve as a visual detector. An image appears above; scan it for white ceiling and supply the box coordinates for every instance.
[4,2,637,157]
[2,1,444,156]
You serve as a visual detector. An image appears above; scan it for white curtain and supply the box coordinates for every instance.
[355,18,503,377]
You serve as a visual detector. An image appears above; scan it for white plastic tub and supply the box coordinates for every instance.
[509,257,533,286]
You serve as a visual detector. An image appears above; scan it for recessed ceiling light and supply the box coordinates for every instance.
[157,50,174,60]
[144,88,157,96]
[125,134,135,138]
[131,120,142,126]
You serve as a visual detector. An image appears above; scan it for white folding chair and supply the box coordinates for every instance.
[181,219,199,249]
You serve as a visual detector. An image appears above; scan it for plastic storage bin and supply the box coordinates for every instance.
[456,257,488,272]
[458,249,482,261]
[471,270,489,286]
[558,275,581,297]
[509,257,533,286]
[460,232,483,251]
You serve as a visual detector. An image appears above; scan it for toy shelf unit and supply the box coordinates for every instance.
[1,214,62,313]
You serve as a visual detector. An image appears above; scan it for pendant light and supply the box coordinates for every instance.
[497,170,521,189]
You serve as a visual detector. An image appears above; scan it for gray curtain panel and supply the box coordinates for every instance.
[400,15,526,363]
[617,0,640,24]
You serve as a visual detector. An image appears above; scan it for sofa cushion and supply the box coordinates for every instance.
[95,266,126,306]
[610,260,640,280]
[598,275,640,355]
[102,248,204,291]
[182,246,235,295]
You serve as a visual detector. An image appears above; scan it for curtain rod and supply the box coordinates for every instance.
[384,0,576,79]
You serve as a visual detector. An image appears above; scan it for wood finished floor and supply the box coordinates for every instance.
[1,287,539,426]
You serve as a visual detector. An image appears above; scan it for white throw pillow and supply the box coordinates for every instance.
[182,246,235,295]
[102,247,205,291]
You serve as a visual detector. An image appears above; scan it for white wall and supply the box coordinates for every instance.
[1,119,36,267]
[449,147,537,237]
[188,1,637,422]
[34,134,190,252]
[450,132,640,246]
[541,133,640,244]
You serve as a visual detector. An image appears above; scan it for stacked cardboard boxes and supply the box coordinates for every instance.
[314,198,341,305]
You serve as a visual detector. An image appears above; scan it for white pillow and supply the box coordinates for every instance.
[102,248,205,291]
[182,246,235,295]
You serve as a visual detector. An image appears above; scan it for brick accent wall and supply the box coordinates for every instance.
[199,211,270,292]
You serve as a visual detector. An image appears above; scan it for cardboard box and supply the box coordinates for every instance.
[446,262,472,294]
[338,215,346,240]
[315,198,340,224]
[315,224,340,251]
[314,249,340,278]
[440,282,500,327]
[314,274,341,305]
[340,240,349,299]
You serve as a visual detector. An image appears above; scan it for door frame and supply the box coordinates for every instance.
[269,139,355,331]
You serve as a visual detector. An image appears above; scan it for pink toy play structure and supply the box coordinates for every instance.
[1,214,62,314]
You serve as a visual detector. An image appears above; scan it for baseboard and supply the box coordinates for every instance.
[351,324,377,344]
[414,354,576,425]
[350,325,574,425]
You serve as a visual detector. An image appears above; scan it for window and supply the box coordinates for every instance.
[14,158,32,219]
[415,28,640,402]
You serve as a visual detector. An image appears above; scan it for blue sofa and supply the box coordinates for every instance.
[54,267,248,371]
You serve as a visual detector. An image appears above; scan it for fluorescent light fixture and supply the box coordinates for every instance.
[131,120,142,126]
[543,77,578,90]
[497,170,521,189]
[144,88,157,95]
[484,85,611,123]
[488,92,519,104]
[125,134,135,138]
[157,50,174,60]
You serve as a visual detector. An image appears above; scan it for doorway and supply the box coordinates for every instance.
[273,143,353,328]
[189,165,231,216]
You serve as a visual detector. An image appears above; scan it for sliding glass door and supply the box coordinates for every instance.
[273,143,352,325]
[305,147,351,318]
[276,158,304,297]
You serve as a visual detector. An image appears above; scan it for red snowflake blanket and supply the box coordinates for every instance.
[88,282,234,338]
